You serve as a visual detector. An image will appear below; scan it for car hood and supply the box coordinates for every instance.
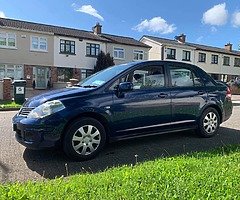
[23,87,94,107]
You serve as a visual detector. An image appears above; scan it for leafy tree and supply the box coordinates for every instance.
[94,51,115,73]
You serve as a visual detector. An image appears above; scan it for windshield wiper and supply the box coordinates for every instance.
[81,85,98,88]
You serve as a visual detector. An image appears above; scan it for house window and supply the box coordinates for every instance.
[86,43,100,57]
[182,50,191,61]
[234,58,240,67]
[31,36,47,51]
[133,50,144,60]
[211,54,218,64]
[114,47,125,59]
[166,48,176,59]
[198,53,206,62]
[81,69,94,80]
[0,32,16,48]
[0,64,23,80]
[57,68,73,82]
[60,39,75,54]
[223,56,230,66]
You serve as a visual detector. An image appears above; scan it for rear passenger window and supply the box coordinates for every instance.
[170,66,203,87]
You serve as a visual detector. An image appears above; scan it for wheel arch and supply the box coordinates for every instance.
[61,112,111,143]
[200,104,223,123]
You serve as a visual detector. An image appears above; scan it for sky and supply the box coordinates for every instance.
[1,0,240,50]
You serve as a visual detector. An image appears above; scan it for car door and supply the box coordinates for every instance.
[168,63,207,126]
[109,63,172,138]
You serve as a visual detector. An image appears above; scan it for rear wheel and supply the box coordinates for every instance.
[197,108,220,138]
[63,117,106,160]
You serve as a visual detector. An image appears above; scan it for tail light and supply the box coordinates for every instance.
[226,87,232,99]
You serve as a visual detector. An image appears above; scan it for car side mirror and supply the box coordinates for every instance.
[118,82,133,92]
[115,82,133,98]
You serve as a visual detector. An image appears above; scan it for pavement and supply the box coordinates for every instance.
[0,98,240,183]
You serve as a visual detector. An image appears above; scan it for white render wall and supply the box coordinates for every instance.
[54,36,106,70]
[106,43,149,65]
[141,37,240,77]
[140,38,161,60]
[194,50,240,76]
[163,45,195,64]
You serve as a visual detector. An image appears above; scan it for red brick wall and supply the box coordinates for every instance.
[24,65,33,88]
[50,66,58,83]
[72,68,81,80]
[3,78,12,100]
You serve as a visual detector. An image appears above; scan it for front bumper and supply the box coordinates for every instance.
[13,114,66,150]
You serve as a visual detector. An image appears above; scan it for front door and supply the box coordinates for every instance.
[109,63,172,138]
[36,67,47,89]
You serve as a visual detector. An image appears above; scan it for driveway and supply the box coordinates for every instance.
[1,100,240,183]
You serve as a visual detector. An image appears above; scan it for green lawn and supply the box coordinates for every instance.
[1,145,240,199]
[0,100,21,110]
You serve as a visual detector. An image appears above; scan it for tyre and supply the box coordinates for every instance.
[197,107,220,138]
[63,117,106,160]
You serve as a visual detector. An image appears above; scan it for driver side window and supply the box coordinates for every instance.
[109,65,165,90]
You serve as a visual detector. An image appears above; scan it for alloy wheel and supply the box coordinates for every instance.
[203,112,218,134]
[72,125,101,155]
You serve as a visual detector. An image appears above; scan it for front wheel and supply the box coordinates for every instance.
[197,108,220,138]
[63,117,106,161]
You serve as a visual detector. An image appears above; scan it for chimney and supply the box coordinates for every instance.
[224,43,232,51]
[175,34,186,43]
[92,23,102,35]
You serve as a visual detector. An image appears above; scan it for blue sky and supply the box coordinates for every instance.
[1,0,240,50]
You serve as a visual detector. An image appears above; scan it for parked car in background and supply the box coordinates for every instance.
[12,61,233,160]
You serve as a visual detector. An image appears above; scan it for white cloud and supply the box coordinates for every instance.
[0,11,6,18]
[202,3,228,26]
[74,5,104,21]
[232,11,240,27]
[211,26,217,32]
[133,17,176,34]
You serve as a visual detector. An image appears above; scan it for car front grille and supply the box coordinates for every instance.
[18,107,34,117]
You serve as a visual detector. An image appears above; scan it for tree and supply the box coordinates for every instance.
[94,51,115,73]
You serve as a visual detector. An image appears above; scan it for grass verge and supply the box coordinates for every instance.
[0,100,21,110]
[1,145,240,199]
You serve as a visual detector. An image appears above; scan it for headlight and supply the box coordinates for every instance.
[27,100,65,119]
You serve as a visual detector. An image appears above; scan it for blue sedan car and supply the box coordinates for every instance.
[13,61,233,160]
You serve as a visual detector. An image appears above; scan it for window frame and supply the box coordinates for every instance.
[30,36,48,52]
[198,52,206,63]
[133,50,144,60]
[108,64,167,91]
[86,43,100,57]
[59,39,75,55]
[234,57,240,67]
[0,32,17,49]
[0,64,23,80]
[113,47,125,59]
[211,54,218,64]
[81,69,94,80]
[223,56,230,66]
[182,50,191,61]
[166,48,176,60]
[169,65,203,88]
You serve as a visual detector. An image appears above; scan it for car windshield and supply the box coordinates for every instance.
[78,63,135,88]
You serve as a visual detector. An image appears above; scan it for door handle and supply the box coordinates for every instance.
[158,93,168,98]
[198,91,205,95]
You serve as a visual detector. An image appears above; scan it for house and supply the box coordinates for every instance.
[140,34,240,81]
[0,18,150,89]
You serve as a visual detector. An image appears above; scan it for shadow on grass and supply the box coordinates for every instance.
[23,126,240,179]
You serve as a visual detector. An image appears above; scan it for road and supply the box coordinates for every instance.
[0,101,240,183]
